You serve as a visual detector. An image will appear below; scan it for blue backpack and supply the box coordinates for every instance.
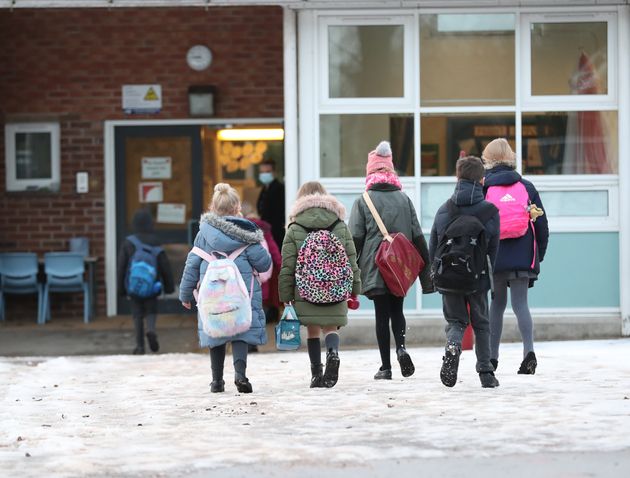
[125,235,162,298]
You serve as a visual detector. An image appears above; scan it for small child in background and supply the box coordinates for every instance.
[117,209,175,355]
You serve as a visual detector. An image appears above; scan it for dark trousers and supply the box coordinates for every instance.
[373,294,406,369]
[441,291,493,373]
[130,297,157,350]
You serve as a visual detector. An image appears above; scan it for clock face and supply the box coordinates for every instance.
[186,45,212,71]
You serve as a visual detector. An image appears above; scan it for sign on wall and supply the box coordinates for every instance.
[142,157,172,179]
[122,84,162,114]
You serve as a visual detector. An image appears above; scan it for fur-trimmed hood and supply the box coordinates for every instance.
[200,212,264,244]
[288,193,346,223]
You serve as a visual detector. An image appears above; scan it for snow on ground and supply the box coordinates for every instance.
[1,339,629,478]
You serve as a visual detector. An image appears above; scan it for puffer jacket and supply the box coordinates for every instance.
[484,165,549,283]
[348,183,432,298]
[429,179,500,293]
[179,213,272,348]
[279,194,361,327]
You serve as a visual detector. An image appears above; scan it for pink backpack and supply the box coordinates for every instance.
[486,182,530,240]
[258,238,273,284]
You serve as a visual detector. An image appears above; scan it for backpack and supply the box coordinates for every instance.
[125,235,162,298]
[485,182,531,240]
[191,245,254,338]
[258,238,273,284]
[294,220,353,304]
[432,201,497,295]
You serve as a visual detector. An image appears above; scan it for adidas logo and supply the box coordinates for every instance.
[500,193,516,202]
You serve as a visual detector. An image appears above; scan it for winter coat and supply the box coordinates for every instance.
[117,209,174,298]
[429,179,500,293]
[248,217,282,304]
[483,165,549,285]
[179,213,272,348]
[348,183,433,298]
[257,178,285,249]
[279,194,361,327]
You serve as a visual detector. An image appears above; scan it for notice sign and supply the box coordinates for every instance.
[157,203,186,224]
[122,84,162,114]
[142,157,172,179]
[138,182,163,203]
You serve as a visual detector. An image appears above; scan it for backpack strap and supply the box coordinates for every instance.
[362,191,393,243]
[128,235,163,256]
[191,246,215,263]
[228,244,249,261]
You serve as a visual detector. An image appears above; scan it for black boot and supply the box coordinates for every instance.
[373,367,392,380]
[132,347,145,355]
[397,347,415,377]
[518,351,537,375]
[210,380,225,393]
[323,350,340,388]
[310,364,324,388]
[234,377,253,393]
[440,342,461,388]
[146,331,159,353]
[480,371,500,388]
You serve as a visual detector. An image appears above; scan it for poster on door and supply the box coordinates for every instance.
[157,203,186,224]
[142,157,172,179]
[138,182,163,203]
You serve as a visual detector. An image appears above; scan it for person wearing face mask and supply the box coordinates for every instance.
[256,159,285,249]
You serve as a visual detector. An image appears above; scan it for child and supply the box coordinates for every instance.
[482,138,549,374]
[429,156,500,388]
[349,140,434,381]
[179,183,271,393]
[279,181,361,388]
[117,208,175,355]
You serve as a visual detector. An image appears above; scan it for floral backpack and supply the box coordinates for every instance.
[294,220,353,304]
[191,245,254,338]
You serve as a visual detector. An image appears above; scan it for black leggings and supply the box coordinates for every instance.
[373,294,406,369]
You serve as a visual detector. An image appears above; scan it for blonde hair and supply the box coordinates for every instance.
[296,181,327,199]
[482,138,516,169]
[210,183,241,216]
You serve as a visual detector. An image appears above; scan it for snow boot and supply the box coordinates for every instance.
[373,367,392,380]
[310,364,324,388]
[440,342,461,387]
[323,350,340,388]
[210,380,225,393]
[518,351,537,375]
[397,347,415,377]
[146,331,159,353]
[132,347,145,355]
[234,377,253,394]
[480,371,500,388]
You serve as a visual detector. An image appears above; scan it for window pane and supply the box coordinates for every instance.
[531,22,608,96]
[15,132,52,179]
[320,114,414,177]
[420,113,515,176]
[539,190,608,217]
[522,111,617,174]
[328,25,404,98]
[421,183,454,229]
[420,14,515,106]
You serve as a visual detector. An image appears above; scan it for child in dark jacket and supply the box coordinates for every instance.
[117,209,175,355]
[429,156,500,388]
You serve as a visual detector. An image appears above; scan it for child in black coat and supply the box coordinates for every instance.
[117,209,174,354]
[429,156,500,388]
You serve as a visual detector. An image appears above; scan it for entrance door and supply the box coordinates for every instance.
[115,125,203,314]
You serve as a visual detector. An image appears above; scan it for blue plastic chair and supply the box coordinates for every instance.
[43,252,90,324]
[0,253,43,324]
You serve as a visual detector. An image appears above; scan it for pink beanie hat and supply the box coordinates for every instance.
[366,141,394,175]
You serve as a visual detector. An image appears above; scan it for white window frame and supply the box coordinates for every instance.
[520,12,618,109]
[4,122,60,192]
[318,14,415,110]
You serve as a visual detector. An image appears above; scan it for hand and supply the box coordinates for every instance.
[182,301,192,310]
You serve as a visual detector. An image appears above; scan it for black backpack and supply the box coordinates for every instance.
[432,200,497,295]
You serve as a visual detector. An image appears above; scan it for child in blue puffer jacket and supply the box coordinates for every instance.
[179,183,271,394]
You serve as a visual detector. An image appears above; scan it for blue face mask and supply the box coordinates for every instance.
[259,172,274,185]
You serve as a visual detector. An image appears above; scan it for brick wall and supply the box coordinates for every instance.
[0,7,284,320]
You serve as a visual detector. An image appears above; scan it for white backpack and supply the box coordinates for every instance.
[191,246,254,338]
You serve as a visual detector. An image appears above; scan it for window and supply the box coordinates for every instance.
[420,14,516,107]
[4,122,60,192]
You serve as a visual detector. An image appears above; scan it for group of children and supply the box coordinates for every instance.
[118,137,548,393]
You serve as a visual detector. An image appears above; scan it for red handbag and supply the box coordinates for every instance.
[363,192,425,297]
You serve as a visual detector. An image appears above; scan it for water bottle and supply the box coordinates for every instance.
[152,281,162,295]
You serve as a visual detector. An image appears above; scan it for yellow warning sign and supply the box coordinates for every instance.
[144,87,159,101]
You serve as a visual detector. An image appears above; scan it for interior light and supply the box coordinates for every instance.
[217,128,284,141]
